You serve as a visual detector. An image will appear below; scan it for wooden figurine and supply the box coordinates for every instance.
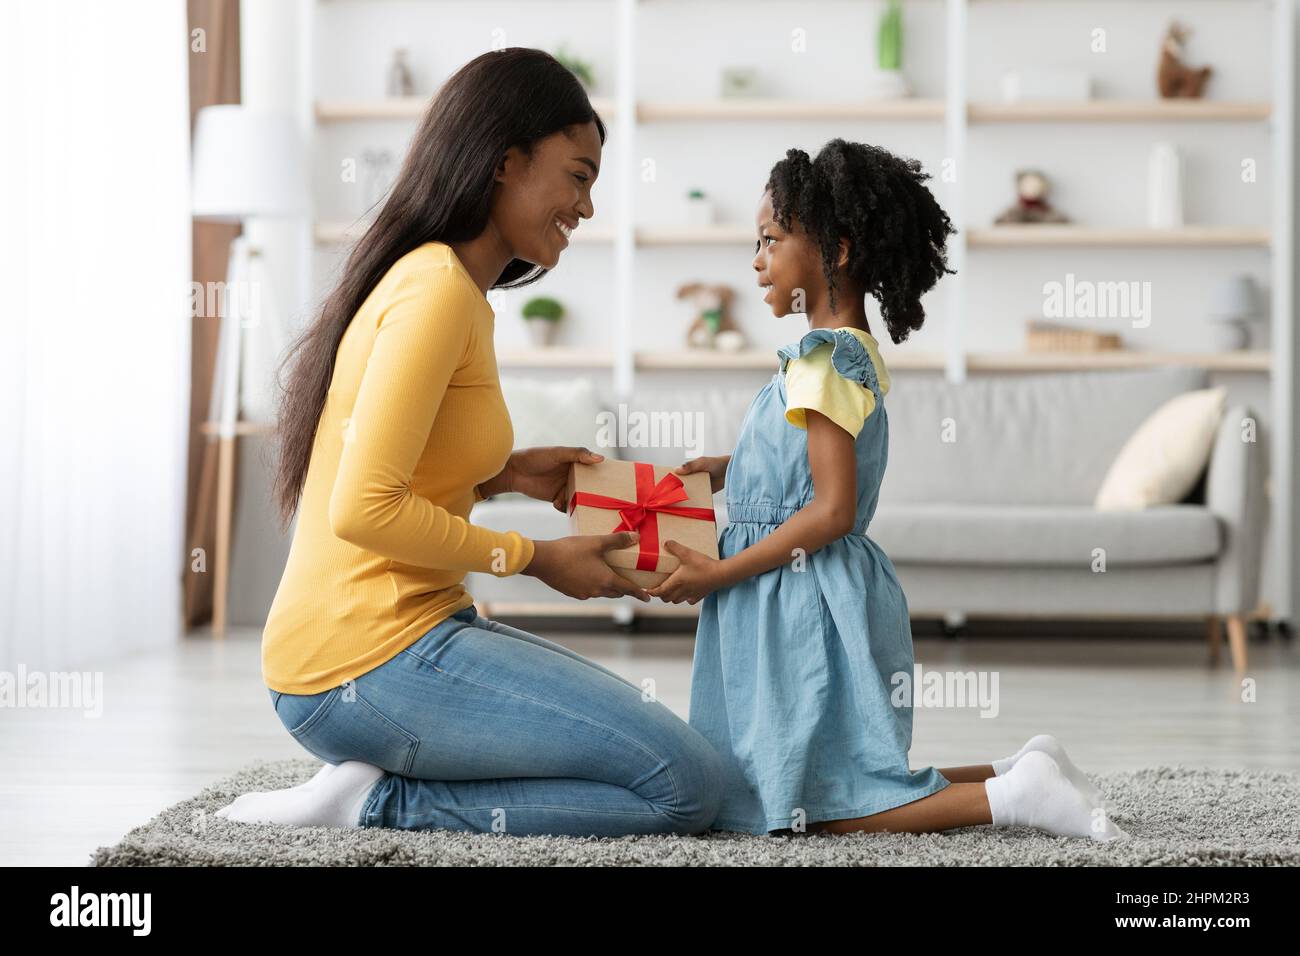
[1157,21,1212,99]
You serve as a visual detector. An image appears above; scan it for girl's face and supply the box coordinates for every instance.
[492,121,601,270]
[752,189,822,317]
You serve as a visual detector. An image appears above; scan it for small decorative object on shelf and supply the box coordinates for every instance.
[1157,20,1212,98]
[565,458,719,589]
[866,0,909,98]
[521,296,564,347]
[994,169,1070,225]
[1206,275,1263,350]
[683,189,714,227]
[361,149,396,210]
[677,282,743,350]
[387,48,415,97]
[1147,142,1184,228]
[1025,320,1123,354]
[554,44,595,91]
[720,67,759,98]
[714,330,746,353]
[999,69,1090,103]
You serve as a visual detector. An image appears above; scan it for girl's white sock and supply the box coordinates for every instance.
[217,761,384,829]
[990,733,1103,805]
[984,750,1128,841]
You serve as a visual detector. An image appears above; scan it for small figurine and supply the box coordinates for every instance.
[994,169,1070,225]
[388,49,415,97]
[676,282,744,349]
[1157,21,1212,99]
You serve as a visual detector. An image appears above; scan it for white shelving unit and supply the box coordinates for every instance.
[302,1,1288,377]
[297,0,1298,620]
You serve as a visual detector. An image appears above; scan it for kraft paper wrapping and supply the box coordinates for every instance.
[565,458,720,588]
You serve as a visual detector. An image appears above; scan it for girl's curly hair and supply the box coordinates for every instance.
[765,139,957,344]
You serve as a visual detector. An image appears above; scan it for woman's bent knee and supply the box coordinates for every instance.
[659,730,725,834]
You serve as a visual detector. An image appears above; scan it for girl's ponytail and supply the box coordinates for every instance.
[765,138,956,344]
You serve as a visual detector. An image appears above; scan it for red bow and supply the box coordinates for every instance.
[568,463,716,571]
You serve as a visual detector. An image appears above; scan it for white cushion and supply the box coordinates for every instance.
[1094,386,1227,511]
[498,376,613,455]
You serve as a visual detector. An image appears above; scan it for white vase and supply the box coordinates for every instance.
[525,319,557,347]
[684,195,714,227]
[1148,142,1184,228]
[865,68,909,99]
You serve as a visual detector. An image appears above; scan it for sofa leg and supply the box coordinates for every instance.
[1205,615,1221,665]
[1225,615,1249,673]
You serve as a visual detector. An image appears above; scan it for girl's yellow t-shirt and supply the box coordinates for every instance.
[782,327,891,439]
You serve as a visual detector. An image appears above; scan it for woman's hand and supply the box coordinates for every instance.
[522,532,652,602]
[486,446,608,510]
[673,455,731,494]
[646,540,729,605]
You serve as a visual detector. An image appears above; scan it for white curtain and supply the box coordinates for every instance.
[0,1,192,671]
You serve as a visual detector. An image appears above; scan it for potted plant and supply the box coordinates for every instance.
[867,0,910,98]
[554,45,595,91]
[522,296,563,346]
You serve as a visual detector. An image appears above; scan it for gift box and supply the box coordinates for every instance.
[565,458,720,588]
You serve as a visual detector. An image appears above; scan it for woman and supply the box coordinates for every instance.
[217,49,724,836]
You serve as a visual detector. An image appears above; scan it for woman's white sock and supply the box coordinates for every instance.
[985,750,1128,841]
[217,761,384,829]
[990,733,1103,805]
[215,762,338,819]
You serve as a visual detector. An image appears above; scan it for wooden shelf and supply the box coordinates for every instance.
[636,349,775,370]
[635,224,753,246]
[969,99,1271,123]
[497,348,615,369]
[606,225,1270,249]
[968,225,1270,248]
[317,96,1266,126]
[315,220,616,245]
[316,96,617,122]
[963,351,1271,373]
[633,349,1270,373]
[637,98,945,122]
[634,349,959,371]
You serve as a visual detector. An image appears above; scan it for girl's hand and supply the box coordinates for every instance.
[496,446,607,511]
[673,454,731,493]
[646,540,728,605]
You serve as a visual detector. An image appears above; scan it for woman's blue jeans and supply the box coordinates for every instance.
[267,606,724,836]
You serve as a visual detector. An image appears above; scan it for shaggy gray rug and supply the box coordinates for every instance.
[90,758,1300,866]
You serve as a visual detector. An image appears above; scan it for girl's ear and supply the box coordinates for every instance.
[836,237,851,269]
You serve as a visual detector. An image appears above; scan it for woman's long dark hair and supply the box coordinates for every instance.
[272,48,606,529]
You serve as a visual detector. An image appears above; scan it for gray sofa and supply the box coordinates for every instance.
[467,366,1267,669]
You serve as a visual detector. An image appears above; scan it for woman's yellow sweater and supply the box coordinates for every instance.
[262,242,535,694]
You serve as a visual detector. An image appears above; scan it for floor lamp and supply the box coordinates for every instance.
[191,105,307,637]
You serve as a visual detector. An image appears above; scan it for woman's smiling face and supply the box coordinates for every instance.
[492,120,601,270]
[752,189,820,317]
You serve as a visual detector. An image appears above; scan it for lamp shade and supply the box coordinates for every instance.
[1207,274,1263,320]
[191,105,308,221]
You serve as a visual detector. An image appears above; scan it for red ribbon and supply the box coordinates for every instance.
[568,463,716,571]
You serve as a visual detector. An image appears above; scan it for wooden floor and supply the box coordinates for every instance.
[3,623,1295,866]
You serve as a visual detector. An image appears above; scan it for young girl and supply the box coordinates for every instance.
[647,140,1128,841]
